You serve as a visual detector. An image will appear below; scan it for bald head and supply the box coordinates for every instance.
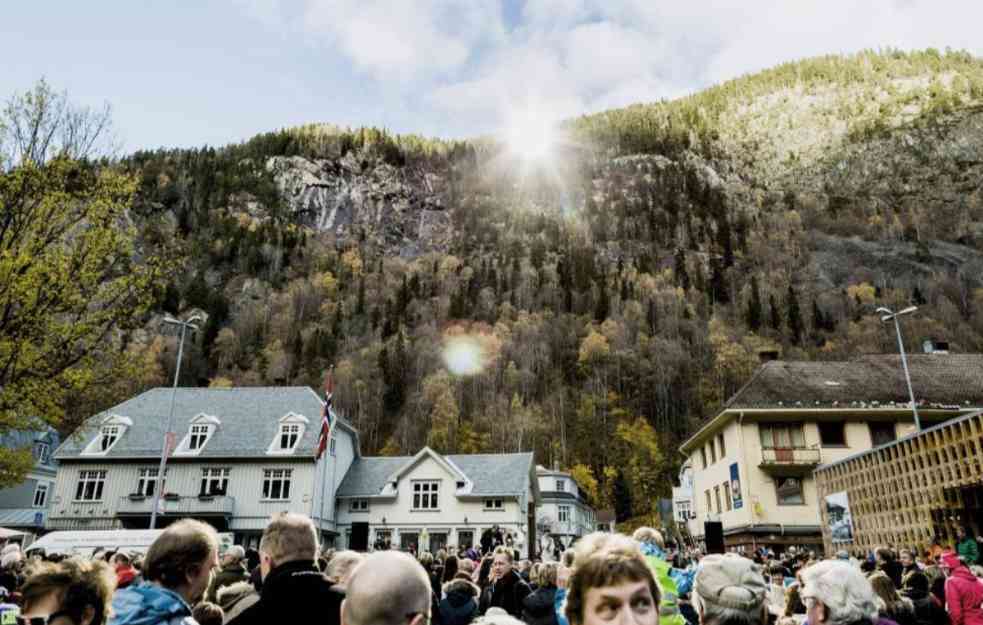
[342,552,431,625]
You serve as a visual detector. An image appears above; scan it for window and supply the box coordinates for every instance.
[34,442,50,464]
[709,442,716,464]
[330,438,337,455]
[818,422,846,447]
[700,448,707,469]
[870,423,896,447]
[33,482,49,508]
[412,481,439,510]
[279,424,300,450]
[714,486,722,514]
[136,468,167,497]
[485,499,504,510]
[718,434,726,457]
[776,477,804,505]
[75,470,106,501]
[188,424,210,450]
[100,425,120,451]
[200,468,230,496]
[262,469,292,500]
[759,424,806,449]
[556,479,565,492]
[705,490,712,514]
[349,499,369,512]
[723,482,732,511]
[559,505,570,522]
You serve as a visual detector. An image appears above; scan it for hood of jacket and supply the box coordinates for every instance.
[110,584,192,625]
[217,581,257,610]
[523,587,557,617]
[444,579,479,608]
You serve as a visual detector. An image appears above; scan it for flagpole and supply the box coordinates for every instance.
[313,366,334,545]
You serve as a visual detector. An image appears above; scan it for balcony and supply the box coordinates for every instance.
[758,447,822,476]
[117,495,236,518]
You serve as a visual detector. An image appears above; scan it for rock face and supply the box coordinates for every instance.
[267,153,454,256]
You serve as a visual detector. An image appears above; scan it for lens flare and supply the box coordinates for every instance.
[505,108,556,163]
[443,336,485,376]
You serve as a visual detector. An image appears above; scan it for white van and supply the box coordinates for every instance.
[26,530,165,558]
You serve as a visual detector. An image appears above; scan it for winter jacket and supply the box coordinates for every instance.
[945,567,983,625]
[555,587,569,625]
[116,565,138,589]
[216,582,260,624]
[478,569,531,618]
[207,562,250,603]
[439,579,479,625]
[640,544,688,625]
[880,598,917,625]
[881,561,905,589]
[907,591,949,625]
[522,586,558,625]
[958,539,980,566]
[108,583,196,625]
[226,560,344,625]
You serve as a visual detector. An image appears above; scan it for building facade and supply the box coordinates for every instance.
[335,447,541,557]
[49,387,359,548]
[672,461,695,534]
[535,466,597,555]
[680,354,983,553]
[0,429,60,542]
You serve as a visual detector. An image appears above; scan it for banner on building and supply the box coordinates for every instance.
[730,463,743,509]
[825,490,855,543]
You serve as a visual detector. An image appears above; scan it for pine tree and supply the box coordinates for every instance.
[747,276,763,331]
[594,278,610,322]
[769,295,782,331]
[787,285,804,345]
[674,249,690,290]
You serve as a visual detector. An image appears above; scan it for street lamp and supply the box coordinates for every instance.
[149,313,202,529]
[876,306,921,432]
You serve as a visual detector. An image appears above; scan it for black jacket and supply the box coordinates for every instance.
[522,586,558,625]
[227,560,344,625]
[440,579,480,625]
[909,592,950,625]
[479,570,532,618]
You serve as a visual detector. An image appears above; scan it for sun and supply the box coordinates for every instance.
[504,108,556,163]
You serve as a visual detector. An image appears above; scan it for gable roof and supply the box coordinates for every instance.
[725,354,983,410]
[55,387,357,460]
[384,447,469,486]
[338,451,535,498]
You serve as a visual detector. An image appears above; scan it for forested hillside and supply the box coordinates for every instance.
[60,49,983,521]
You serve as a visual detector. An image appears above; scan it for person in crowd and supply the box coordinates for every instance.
[341,551,432,625]
[206,546,249,603]
[227,512,344,625]
[876,548,904,589]
[800,560,880,625]
[899,551,919,580]
[0,548,24,596]
[941,551,983,625]
[114,553,138,590]
[901,571,948,625]
[957,529,979,567]
[442,555,460,585]
[465,545,481,562]
[562,533,660,625]
[216,581,259,624]
[243,549,259,576]
[326,551,365,588]
[110,519,220,625]
[476,556,494,589]
[459,558,476,578]
[479,548,532,618]
[440,577,481,625]
[783,583,807,623]
[632,527,687,625]
[522,562,558,625]
[481,530,494,557]
[691,553,767,625]
[191,602,223,625]
[766,564,788,620]
[869,571,916,625]
[19,558,116,625]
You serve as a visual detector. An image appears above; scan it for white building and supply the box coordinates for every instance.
[48,387,359,548]
[534,466,596,555]
[672,461,695,531]
[335,447,541,557]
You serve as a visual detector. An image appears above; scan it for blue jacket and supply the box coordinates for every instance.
[109,583,197,625]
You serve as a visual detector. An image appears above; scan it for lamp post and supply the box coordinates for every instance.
[149,314,201,529]
[876,306,921,432]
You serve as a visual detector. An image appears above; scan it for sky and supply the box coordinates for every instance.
[3,1,982,153]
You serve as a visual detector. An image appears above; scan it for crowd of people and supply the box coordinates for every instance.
[0,515,981,625]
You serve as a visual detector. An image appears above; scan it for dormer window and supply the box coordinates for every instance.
[174,414,220,456]
[82,415,132,455]
[189,425,209,450]
[101,425,120,451]
[34,442,50,464]
[267,413,308,456]
[280,424,300,450]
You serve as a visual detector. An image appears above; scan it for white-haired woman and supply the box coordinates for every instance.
[800,561,880,625]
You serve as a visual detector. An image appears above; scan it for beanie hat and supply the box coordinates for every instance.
[941,551,962,569]
[695,553,767,612]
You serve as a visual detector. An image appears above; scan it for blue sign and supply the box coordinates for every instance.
[730,463,743,509]
[33,512,43,527]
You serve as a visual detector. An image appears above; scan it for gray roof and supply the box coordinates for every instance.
[0,429,59,469]
[338,451,534,497]
[56,387,349,460]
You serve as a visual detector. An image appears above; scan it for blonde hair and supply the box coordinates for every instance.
[572,532,639,569]
[260,512,318,565]
[22,558,116,625]
[327,550,365,586]
[538,562,558,587]
[632,527,665,549]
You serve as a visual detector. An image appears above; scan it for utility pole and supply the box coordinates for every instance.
[876,306,921,432]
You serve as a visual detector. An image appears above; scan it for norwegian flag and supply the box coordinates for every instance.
[316,367,334,461]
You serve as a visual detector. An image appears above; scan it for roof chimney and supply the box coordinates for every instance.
[758,350,780,363]
[922,339,950,354]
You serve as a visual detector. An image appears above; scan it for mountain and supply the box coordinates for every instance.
[86,49,983,518]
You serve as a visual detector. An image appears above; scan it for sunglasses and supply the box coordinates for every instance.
[16,611,75,625]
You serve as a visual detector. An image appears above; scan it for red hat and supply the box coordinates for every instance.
[941,551,962,569]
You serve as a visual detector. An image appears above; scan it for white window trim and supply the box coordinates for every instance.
[174,414,221,456]
[266,413,309,456]
[74,470,107,502]
[349,498,369,512]
[200,468,230,496]
[32,482,49,508]
[484,498,504,510]
[261,468,293,501]
[35,442,50,464]
[411,480,440,511]
[136,467,167,497]
[558,504,571,523]
[81,415,132,456]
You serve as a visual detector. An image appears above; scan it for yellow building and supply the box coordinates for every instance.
[680,353,983,552]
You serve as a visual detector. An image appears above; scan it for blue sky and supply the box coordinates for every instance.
[3,1,981,153]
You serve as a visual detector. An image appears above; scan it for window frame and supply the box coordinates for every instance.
[280,424,301,451]
[484,498,504,510]
[33,482,49,508]
[869,422,897,447]
[35,442,50,464]
[723,481,732,511]
[136,467,167,497]
[100,425,121,452]
[700,448,707,469]
[349,498,369,512]
[713,485,721,514]
[188,424,211,451]
[709,441,717,464]
[555,479,565,492]
[75,470,107,502]
[200,468,230,496]
[718,433,726,457]
[262,468,292,501]
[412,480,440,511]
[759,424,806,449]
[818,421,847,447]
[558,505,571,523]
[775,476,806,506]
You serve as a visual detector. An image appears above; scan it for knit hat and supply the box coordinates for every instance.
[695,554,767,612]
[941,551,962,569]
